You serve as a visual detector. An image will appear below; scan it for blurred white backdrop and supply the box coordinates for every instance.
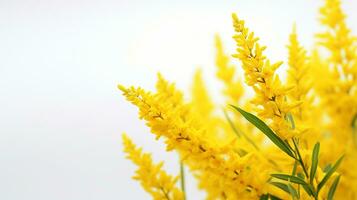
[1,0,356,199]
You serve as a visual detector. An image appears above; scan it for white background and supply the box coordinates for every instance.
[1,0,356,199]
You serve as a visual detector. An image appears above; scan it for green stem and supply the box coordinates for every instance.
[160,187,171,200]
[292,139,320,199]
[292,139,309,179]
[180,161,186,200]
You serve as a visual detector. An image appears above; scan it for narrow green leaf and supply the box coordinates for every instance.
[318,155,344,192]
[259,194,269,200]
[258,193,283,200]
[323,164,332,173]
[270,182,290,194]
[297,172,305,180]
[231,105,295,158]
[270,182,298,198]
[268,194,283,200]
[287,184,299,200]
[302,184,314,197]
[292,160,298,176]
[271,174,307,185]
[310,142,320,182]
[327,175,341,200]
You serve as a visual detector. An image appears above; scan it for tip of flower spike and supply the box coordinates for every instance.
[122,133,130,143]
[122,133,135,152]
[270,61,284,71]
[292,22,297,34]
[215,34,222,47]
[156,72,163,79]
[118,84,127,92]
[156,72,168,89]
[157,72,169,84]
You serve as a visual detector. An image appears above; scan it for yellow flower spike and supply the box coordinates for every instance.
[122,134,184,200]
[120,75,274,199]
[215,34,244,104]
[190,69,234,143]
[118,84,127,93]
[191,69,214,118]
[119,0,357,198]
[286,25,317,145]
[232,13,299,140]
[316,1,357,197]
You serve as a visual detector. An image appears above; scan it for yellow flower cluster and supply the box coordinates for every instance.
[315,0,357,198]
[316,0,357,137]
[190,69,228,143]
[191,69,214,119]
[231,13,301,140]
[120,74,275,199]
[287,26,311,120]
[286,26,316,145]
[215,35,244,105]
[119,0,357,199]
[122,134,183,200]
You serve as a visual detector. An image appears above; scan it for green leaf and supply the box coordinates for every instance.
[270,182,290,194]
[259,194,282,200]
[323,164,332,173]
[271,174,307,185]
[297,172,305,179]
[268,194,282,200]
[317,155,344,192]
[327,175,341,200]
[231,105,295,158]
[292,160,298,176]
[287,184,299,200]
[270,182,298,198]
[310,142,320,182]
[302,184,314,197]
[259,194,269,200]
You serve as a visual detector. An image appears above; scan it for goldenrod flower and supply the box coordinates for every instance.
[119,0,357,198]
[120,75,273,199]
[313,1,357,197]
[316,0,357,134]
[122,134,184,200]
[286,26,316,143]
[231,13,300,139]
[215,34,244,104]
[191,69,214,118]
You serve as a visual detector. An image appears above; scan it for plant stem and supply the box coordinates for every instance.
[160,187,171,200]
[292,138,320,199]
[292,139,309,179]
[180,161,186,200]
